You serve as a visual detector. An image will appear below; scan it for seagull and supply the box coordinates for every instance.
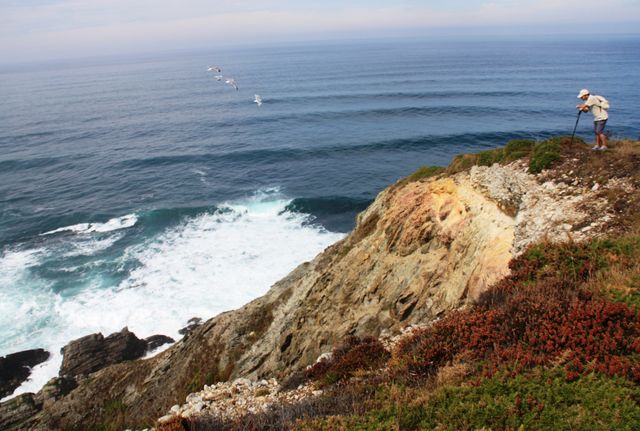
[225,78,238,91]
[254,94,263,107]
[214,75,224,81]
[207,65,222,72]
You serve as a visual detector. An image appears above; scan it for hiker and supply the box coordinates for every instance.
[576,89,609,150]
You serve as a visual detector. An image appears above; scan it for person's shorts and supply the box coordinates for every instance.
[594,120,607,134]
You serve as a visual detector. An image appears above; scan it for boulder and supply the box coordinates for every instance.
[0,348,50,398]
[144,335,175,352]
[178,317,202,337]
[59,327,146,377]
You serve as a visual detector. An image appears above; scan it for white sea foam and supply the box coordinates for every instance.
[1,192,345,400]
[61,233,123,258]
[40,214,138,236]
[0,247,45,278]
[192,168,209,185]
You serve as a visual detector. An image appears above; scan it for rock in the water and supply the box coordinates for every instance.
[59,327,147,377]
[0,348,50,398]
[178,317,202,336]
[0,393,42,431]
[144,334,175,352]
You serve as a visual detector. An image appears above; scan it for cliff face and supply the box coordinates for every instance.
[25,155,625,429]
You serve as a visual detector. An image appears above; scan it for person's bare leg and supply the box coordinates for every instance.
[600,133,608,148]
[594,133,600,148]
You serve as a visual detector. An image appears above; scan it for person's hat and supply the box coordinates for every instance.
[577,89,590,98]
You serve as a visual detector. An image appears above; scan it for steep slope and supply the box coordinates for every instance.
[17,138,637,430]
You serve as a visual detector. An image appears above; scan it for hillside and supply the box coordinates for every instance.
[2,136,639,431]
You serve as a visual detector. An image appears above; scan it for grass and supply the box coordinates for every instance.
[407,166,445,181]
[299,370,640,431]
[185,370,216,394]
[515,236,640,283]
[476,139,539,168]
[443,136,586,175]
[63,399,152,431]
[396,165,446,186]
[446,153,480,174]
[504,139,536,161]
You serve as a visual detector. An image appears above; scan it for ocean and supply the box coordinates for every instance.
[1,38,639,398]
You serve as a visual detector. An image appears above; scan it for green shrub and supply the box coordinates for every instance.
[477,148,505,166]
[529,139,562,173]
[407,166,445,182]
[446,153,480,174]
[608,283,640,309]
[418,370,640,431]
[517,237,640,283]
[504,139,536,161]
[305,371,640,431]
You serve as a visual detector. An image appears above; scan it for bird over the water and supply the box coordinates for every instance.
[207,65,222,72]
[214,75,223,81]
[226,78,238,91]
[254,94,263,106]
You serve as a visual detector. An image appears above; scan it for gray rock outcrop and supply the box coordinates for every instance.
[59,327,147,377]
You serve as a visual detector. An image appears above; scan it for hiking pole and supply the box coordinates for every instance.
[570,110,581,145]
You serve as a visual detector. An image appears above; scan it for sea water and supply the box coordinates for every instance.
[1,38,639,399]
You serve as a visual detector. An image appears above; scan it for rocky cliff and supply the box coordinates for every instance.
[8,138,637,430]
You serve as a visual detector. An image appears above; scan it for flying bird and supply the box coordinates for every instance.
[207,65,222,72]
[225,78,238,91]
[214,75,224,81]
[254,94,263,107]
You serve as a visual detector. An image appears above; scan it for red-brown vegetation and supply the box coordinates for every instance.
[394,241,640,383]
[305,336,390,385]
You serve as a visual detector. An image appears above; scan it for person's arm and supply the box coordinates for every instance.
[576,104,589,112]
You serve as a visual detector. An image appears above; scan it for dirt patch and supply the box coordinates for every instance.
[540,139,640,234]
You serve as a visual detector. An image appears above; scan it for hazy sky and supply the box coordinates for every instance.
[1,0,639,64]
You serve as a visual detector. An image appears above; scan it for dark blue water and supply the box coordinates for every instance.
[1,38,639,396]
[3,38,639,242]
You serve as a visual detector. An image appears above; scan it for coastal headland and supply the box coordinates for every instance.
[2,136,640,430]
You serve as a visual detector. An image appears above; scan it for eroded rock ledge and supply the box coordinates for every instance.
[11,153,629,430]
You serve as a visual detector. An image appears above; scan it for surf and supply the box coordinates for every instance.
[0,190,344,400]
